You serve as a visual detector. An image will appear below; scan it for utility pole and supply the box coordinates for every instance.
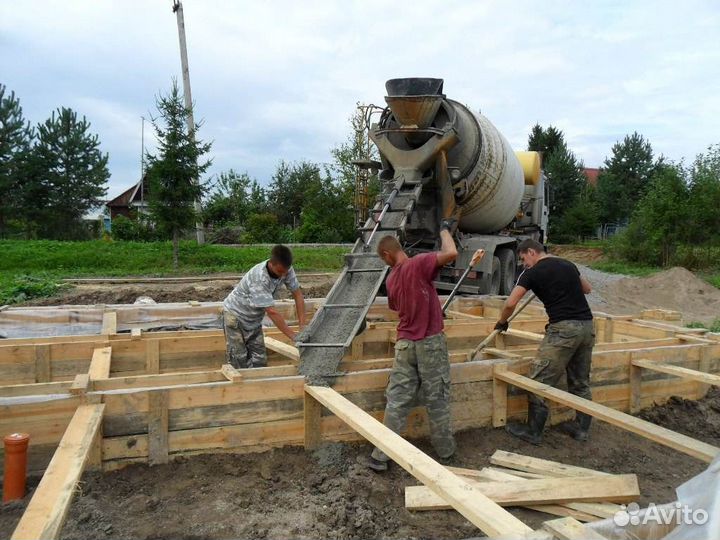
[140,116,145,211]
[172,0,205,244]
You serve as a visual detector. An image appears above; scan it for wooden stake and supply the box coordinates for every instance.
[304,391,323,450]
[148,390,169,465]
[492,363,508,427]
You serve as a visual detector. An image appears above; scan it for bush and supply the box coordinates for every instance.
[111,216,136,240]
[111,215,158,242]
[207,225,244,244]
[0,275,64,304]
[243,213,282,243]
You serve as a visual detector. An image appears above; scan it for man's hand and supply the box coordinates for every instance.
[494,320,509,333]
[440,217,458,233]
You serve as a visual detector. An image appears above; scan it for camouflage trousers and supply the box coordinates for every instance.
[223,310,267,369]
[527,320,595,412]
[372,332,455,462]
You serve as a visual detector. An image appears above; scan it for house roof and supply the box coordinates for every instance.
[106,177,148,208]
[583,168,600,186]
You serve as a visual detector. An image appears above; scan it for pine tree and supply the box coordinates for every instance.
[544,142,588,237]
[596,132,656,224]
[145,81,212,269]
[33,107,109,238]
[527,124,565,160]
[0,85,34,237]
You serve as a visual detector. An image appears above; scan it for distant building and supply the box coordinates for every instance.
[583,168,600,186]
[106,177,149,221]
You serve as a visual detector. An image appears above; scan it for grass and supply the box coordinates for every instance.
[588,260,660,277]
[0,240,350,305]
[686,319,720,333]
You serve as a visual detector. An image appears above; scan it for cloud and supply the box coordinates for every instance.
[2,0,719,199]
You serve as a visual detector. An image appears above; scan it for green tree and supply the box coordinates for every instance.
[248,179,268,215]
[619,164,688,266]
[145,81,212,268]
[0,85,34,237]
[527,124,565,159]
[267,161,323,229]
[203,169,253,227]
[32,107,109,239]
[596,132,656,224]
[544,141,587,224]
[553,184,600,242]
[686,144,720,246]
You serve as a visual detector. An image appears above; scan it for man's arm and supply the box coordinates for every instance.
[496,285,529,328]
[580,276,592,294]
[291,288,306,328]
[436,228,458,267]
[265,307,297,341]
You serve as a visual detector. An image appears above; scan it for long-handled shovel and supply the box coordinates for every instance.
[441,249,486,314]
[467,292,537,360]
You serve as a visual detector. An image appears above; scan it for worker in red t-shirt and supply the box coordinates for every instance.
[362,220,460,472]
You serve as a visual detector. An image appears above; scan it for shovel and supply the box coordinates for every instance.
[467,292,537,360]
[441,249,486,314]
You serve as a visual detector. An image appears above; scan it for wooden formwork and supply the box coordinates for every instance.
[2,297,720,538]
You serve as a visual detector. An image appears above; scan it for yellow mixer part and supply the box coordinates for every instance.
[515,151,541,186]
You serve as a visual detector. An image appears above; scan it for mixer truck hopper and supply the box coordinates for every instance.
[297,78,548,383]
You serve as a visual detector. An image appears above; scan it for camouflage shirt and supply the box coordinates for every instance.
[223,260,300,329]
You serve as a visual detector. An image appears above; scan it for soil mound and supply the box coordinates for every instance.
[605,267,720,323]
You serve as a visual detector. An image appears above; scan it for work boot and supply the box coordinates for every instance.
[505,403,549,445]
[558,412,592,442]
[437,453,457,467]
[357,454,388,473]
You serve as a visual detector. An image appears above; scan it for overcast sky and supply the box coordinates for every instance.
[2,0,719,199]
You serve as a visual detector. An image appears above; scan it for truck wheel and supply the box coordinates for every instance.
[489,256,501,295]
[498,249,516,295]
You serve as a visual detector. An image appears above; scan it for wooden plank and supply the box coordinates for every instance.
[68,374,89,395]
[220,364,244,382]
[405,474,639,510]
[264,336,300,362]
[543,517,608,540]
[632,359,720,386]
[0,381,72,397]
[11,403,105,540]
[148,390,169,465]
[34,344,51,383]
[130,328,142,340]
[492,363,508,427]
[495,371,720,463]
[88,347,112,382]
[490,450,610,478]
[457,466,619,521]
[146,339,160,374]
[304,385,531,536]
[304,391,323,450]
[101,311,117,336]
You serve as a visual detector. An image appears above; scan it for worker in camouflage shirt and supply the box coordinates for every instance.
[222,245,306,368]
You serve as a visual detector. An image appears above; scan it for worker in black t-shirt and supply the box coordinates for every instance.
[495,239,595,445]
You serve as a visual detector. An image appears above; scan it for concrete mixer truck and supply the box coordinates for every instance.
[370,77,548,297]
[296,77,548,382]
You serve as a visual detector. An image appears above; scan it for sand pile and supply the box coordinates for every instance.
[605,267,720,324]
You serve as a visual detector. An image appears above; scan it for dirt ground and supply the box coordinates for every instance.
[25,273,340,306]
[2,389,719,539]
[3,250,720,537]
[21,248,720,325]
